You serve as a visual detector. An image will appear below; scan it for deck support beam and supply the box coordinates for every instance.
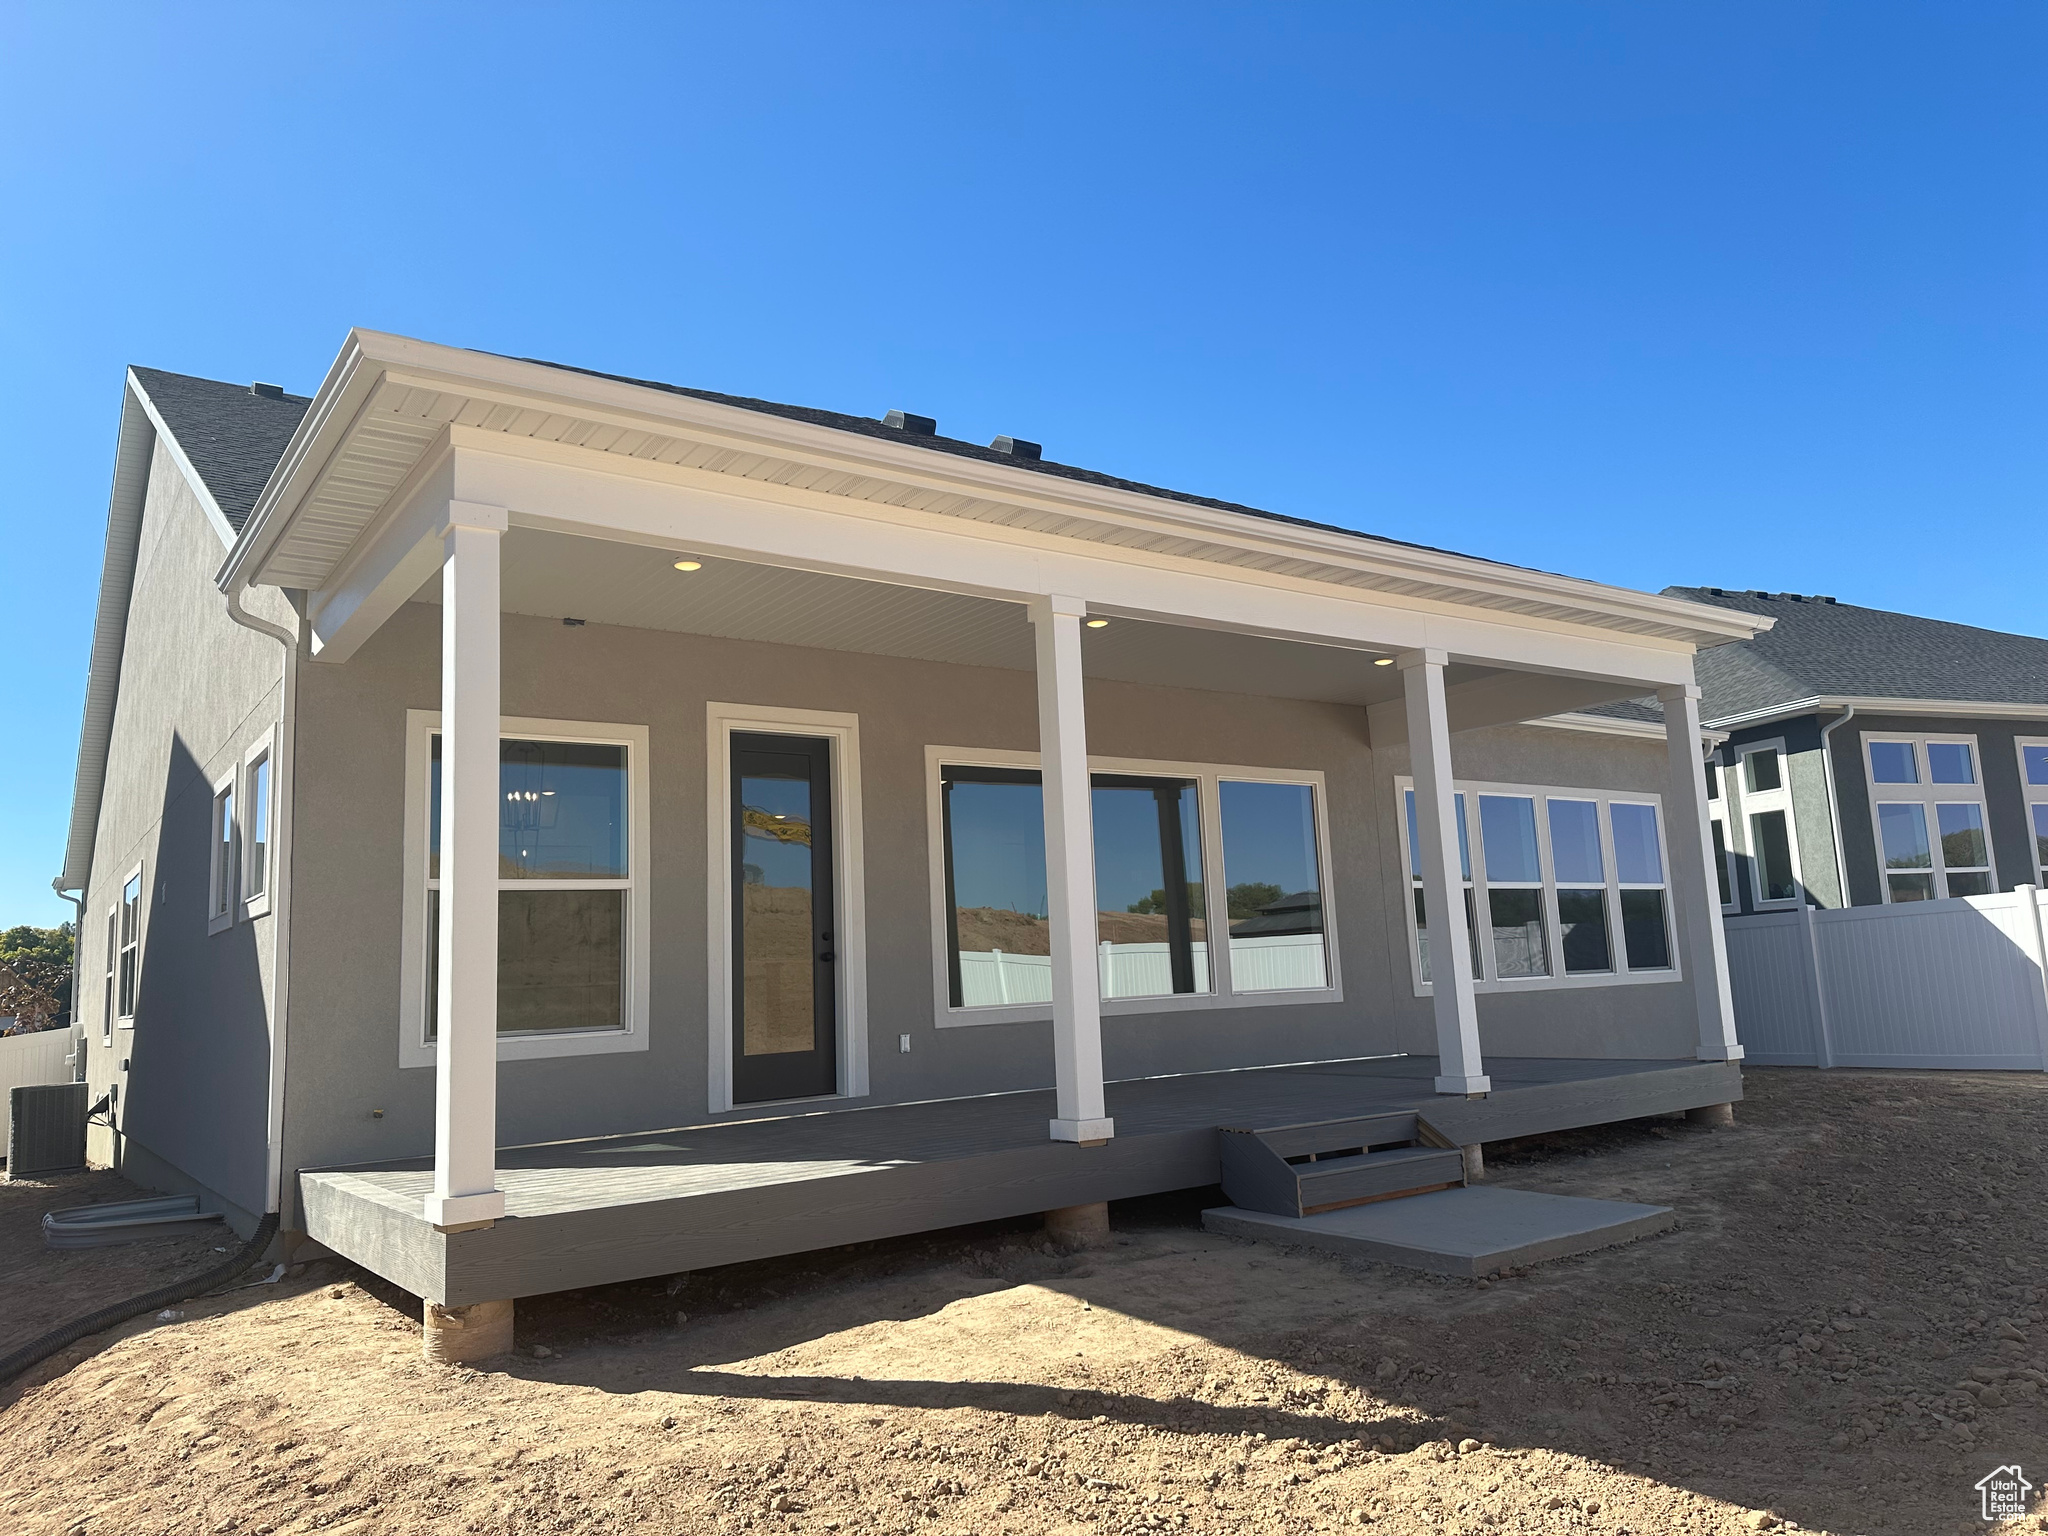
[1658,684,1744,1064]
[426,501,508,1229]
[1032,595,1113,1143]
[1401,650,1490,1095]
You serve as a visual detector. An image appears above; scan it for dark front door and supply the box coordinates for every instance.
[731,732,838,1103]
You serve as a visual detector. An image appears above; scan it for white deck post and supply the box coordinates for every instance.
[426,501,509,1229]
[1031,595,1113,1143]
[1399,649,1489,1094]
[1658,683,1744,1063]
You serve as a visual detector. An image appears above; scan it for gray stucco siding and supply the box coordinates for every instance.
[78,440,293,1224]
[1715,714,1842,912]
[282,604,1704,1200]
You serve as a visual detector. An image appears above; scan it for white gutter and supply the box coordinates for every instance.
[1703,694,2048,733]
[222,578,300,1220]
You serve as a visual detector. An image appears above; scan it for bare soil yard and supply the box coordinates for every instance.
[3,1068,2045,1536]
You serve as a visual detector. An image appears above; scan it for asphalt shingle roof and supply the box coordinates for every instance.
[130,367,312,532]
[1662,586,2048,722]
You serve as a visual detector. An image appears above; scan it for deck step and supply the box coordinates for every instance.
[1218,1110,1465,1218]
[1294,1146,1467,1213]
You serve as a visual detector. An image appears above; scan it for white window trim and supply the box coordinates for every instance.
[398,710,652,1068]
[1862,730,1996,902]
[207,767,238,936]
[707,701,870,1113]
[925,745,1343,1028]
[117,861,143,1028]
[2018,737,2048,885]
[101,906,116,1044]
[1705,757,1739,915]
[240,730,276,920]
[1395,776,1681,997]
[1734,737,1803,910]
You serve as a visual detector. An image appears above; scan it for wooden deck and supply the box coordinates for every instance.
[299,1055,1740,1304]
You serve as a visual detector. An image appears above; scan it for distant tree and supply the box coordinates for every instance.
[1127,884,1208,918]
[0,924,73,1025]
[1225,882,1284,920]
[0,923,72,970]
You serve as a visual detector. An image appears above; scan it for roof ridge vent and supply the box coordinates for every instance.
[1749,589,1771,599]
[990,435,1042,460]
[251,382,285,400]
[883,409,936,436]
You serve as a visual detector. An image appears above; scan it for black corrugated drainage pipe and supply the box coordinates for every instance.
[0,1210,280,1386]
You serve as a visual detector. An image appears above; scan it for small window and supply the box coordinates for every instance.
[1749,810,1798,903]
[1612,801,1672,970]
[1548,799,1610,975]
[1867,741,1917,784]
[2024,745,2048,787]
[1745,748,1783,793]
[209,781,236,926]
[244,753,271,902]
[118,872,142,1021]
[1219,780,1328,992]
[102,910,116,1042]
[1926,742,1975,785]
[1710,819,1733,907]
[1936,802,1993,897]
[1877,802,1935,902]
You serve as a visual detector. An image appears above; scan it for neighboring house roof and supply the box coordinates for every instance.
[1662,586,2048,725]
[127,368,312,533]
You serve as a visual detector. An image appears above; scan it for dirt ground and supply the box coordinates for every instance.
[3,1067,2046,1536]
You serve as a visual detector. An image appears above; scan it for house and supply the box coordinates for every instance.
[55,332,1766,1359]
[1656,588,2048,915]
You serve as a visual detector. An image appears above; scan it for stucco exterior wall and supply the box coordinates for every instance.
[77,439,294,1227]
[1715,714,1842,913]
[280,603,1703,1191]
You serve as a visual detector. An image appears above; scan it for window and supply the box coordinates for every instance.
[1863,734,1994,901]
[1403,789,1479,984]
[208,775,236,933]
[243,749,271,909]
[2020,740,2048,885]
[117,870,141,1023]
[1704,759,1736,911]
[933,752,1335,1017]
[1737,740,1801,906]
[101,909,116,1043]
[399,712,651,1066]
[1397,778,1675,993]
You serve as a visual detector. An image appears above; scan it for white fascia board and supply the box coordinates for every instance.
[1703,696,2048,732]
[235,329,1771,651]
[125,369,238,548]
[1527,711,1728,747]
[451,439,1703,688]
[57,380,157,893]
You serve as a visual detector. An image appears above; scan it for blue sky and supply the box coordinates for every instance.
[2,3,2042,926]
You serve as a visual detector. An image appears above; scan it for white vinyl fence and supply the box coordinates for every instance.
[0,1027,77,1154]
[956,935,1329,1008]
[1725,886,2048,1070]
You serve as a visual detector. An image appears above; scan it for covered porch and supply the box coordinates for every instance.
[300,1053,1742,1306]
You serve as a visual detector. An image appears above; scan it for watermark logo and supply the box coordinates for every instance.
[1976,1465,2032,1523]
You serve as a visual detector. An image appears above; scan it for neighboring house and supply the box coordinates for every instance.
[1652,588,2048,915]
[56,332,1766,1352]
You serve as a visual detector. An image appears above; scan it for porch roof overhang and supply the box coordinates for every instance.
[216,329,1769,725]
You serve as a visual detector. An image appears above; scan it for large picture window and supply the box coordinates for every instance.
[1398,779,1675,994]
[1863,733,1993,901]
[933,753,1335,1017]
[400,712,651,1066]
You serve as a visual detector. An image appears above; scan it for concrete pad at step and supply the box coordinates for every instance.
[1201,1185,1674,1278]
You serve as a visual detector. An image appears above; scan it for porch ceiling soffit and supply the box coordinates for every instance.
[227,332,1764,670]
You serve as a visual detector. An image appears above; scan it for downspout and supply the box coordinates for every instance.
[1817,705,1856,909]
[223,576,299,1222]
[49,881,85,1079]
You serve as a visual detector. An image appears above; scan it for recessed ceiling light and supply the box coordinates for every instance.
[1373,656,1395,666]
[1085,618,1110,629]
[673,559,703,572]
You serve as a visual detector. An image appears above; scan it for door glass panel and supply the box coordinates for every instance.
[1620,890,1671,969]
[1935,802,1988,872]
[1091,779,1208,999]
[1487,888,1549,978]
[739,756,818,1056]
[1749,810,1798,902]
[1745,748,1783,793]
[1867,742,1917,784]
[943,772,1052,1008]
[1547,799,1603,885]
[1926,742,1975,785]
[1221,781,1327,991]
[1557,888,1611,974]
[1478,795,1541,884]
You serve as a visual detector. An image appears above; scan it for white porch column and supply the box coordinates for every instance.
[1658,683,1744,1063]
[1031,594,1113,1144]
[1399,649,1489,1095]
[426,501,509,1229]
